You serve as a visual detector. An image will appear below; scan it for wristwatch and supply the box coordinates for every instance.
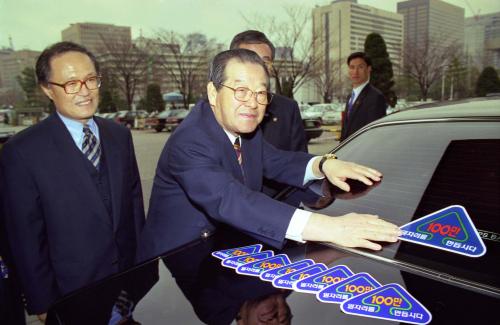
[319,153,337,175]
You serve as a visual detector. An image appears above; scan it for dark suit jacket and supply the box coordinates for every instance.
[261,94,307,153]
[138,100,313,262]
[0,113,145,314]
[340,84,387,141]
[260,94,308,198]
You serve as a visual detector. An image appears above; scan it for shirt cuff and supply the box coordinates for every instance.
[303,156,324,185]
[285,209,312,243]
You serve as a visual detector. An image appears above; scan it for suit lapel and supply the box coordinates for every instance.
[47,114,112,227]
[240,135,261,191]
[199,101,245,183]
[345,85,370,133]
[96,118,123,232]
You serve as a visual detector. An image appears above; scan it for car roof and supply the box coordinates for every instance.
[378,97,500,124]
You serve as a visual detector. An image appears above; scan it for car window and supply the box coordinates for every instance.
[297,121,500,290]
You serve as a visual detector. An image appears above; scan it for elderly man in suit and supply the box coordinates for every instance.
[230,30,307,199]
[138,49,400,262]
[0,42,145,320]
[340,52,387,141]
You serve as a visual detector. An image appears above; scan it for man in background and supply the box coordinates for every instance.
[340,52,387,141]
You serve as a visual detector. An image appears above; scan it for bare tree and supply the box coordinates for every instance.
[243,6,320,99]
[311,53,344,103]
[0,88,18,107]
[98,35,150,109]
[400,36,462,101]
[153,31,218,108]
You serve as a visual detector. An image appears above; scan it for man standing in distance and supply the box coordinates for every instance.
[0,42,145,320]
[138,49,401,263]
[340,52,387,141]
[230,30,308,198]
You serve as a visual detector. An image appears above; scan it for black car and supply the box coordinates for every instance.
[149,109,189,132]
[114,110,148,129]
[303,117,323,142]
[46,98,499,324]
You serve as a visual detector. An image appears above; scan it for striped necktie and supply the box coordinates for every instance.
[82,124,101,168]
[233,137,242,165]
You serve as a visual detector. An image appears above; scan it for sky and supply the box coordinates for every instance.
[1,0,499,51]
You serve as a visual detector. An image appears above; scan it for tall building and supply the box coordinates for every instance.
[0,49,40,102]
[61,22,131,55]
[312,0,404,100]
[465,12,500,69]
[397,0,464,49]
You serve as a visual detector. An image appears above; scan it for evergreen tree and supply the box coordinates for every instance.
[99,90,116,113]
[475,66,500,97]
[364,33,397,107]
[16,67,48,107]
[99,69,121,112]
[144,84,165,112]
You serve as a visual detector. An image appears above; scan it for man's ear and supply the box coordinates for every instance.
[40,84,54,101]
[207,82,217,108]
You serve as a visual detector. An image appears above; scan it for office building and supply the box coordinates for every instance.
[61,22,131,55]
[397,0,464,49]
[465,12,500,69]
[312,0,404,99]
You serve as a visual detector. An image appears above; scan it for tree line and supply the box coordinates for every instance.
[13,5,500,110]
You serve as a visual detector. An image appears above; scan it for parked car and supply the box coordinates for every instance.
[105,112,118,120]
[322,110,343,125]
[114,110,148,129]
[303,117,323,142]
[149,109,189,132]
[300,105,324,120]
[46,97,500,324]
[144,112,159,129]
[165,109,189,132]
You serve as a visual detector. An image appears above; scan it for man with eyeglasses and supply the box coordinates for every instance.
[230,30,307,201]
[0,42,145,323]
[138,49,400,263]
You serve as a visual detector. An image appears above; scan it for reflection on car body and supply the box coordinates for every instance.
[46,97,500,324]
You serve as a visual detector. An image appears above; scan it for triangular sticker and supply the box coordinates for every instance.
[259,259,315,282]
[317,272,381,304]
[236,254,291,276]
[293,265,354,294]
[272,263,327,290]
[340,283,432,325]
[399,205,486,257]
[221,250,273,269]
[212,244,263,260]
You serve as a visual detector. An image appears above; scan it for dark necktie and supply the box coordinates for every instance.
[82,124,101,169]
[233,137,242,165]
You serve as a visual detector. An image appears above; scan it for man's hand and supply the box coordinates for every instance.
[313,157,382,192]
[302,213,401,250]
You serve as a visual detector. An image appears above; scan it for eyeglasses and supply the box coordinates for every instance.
[218,83,273,105]
[48,75,102,94]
